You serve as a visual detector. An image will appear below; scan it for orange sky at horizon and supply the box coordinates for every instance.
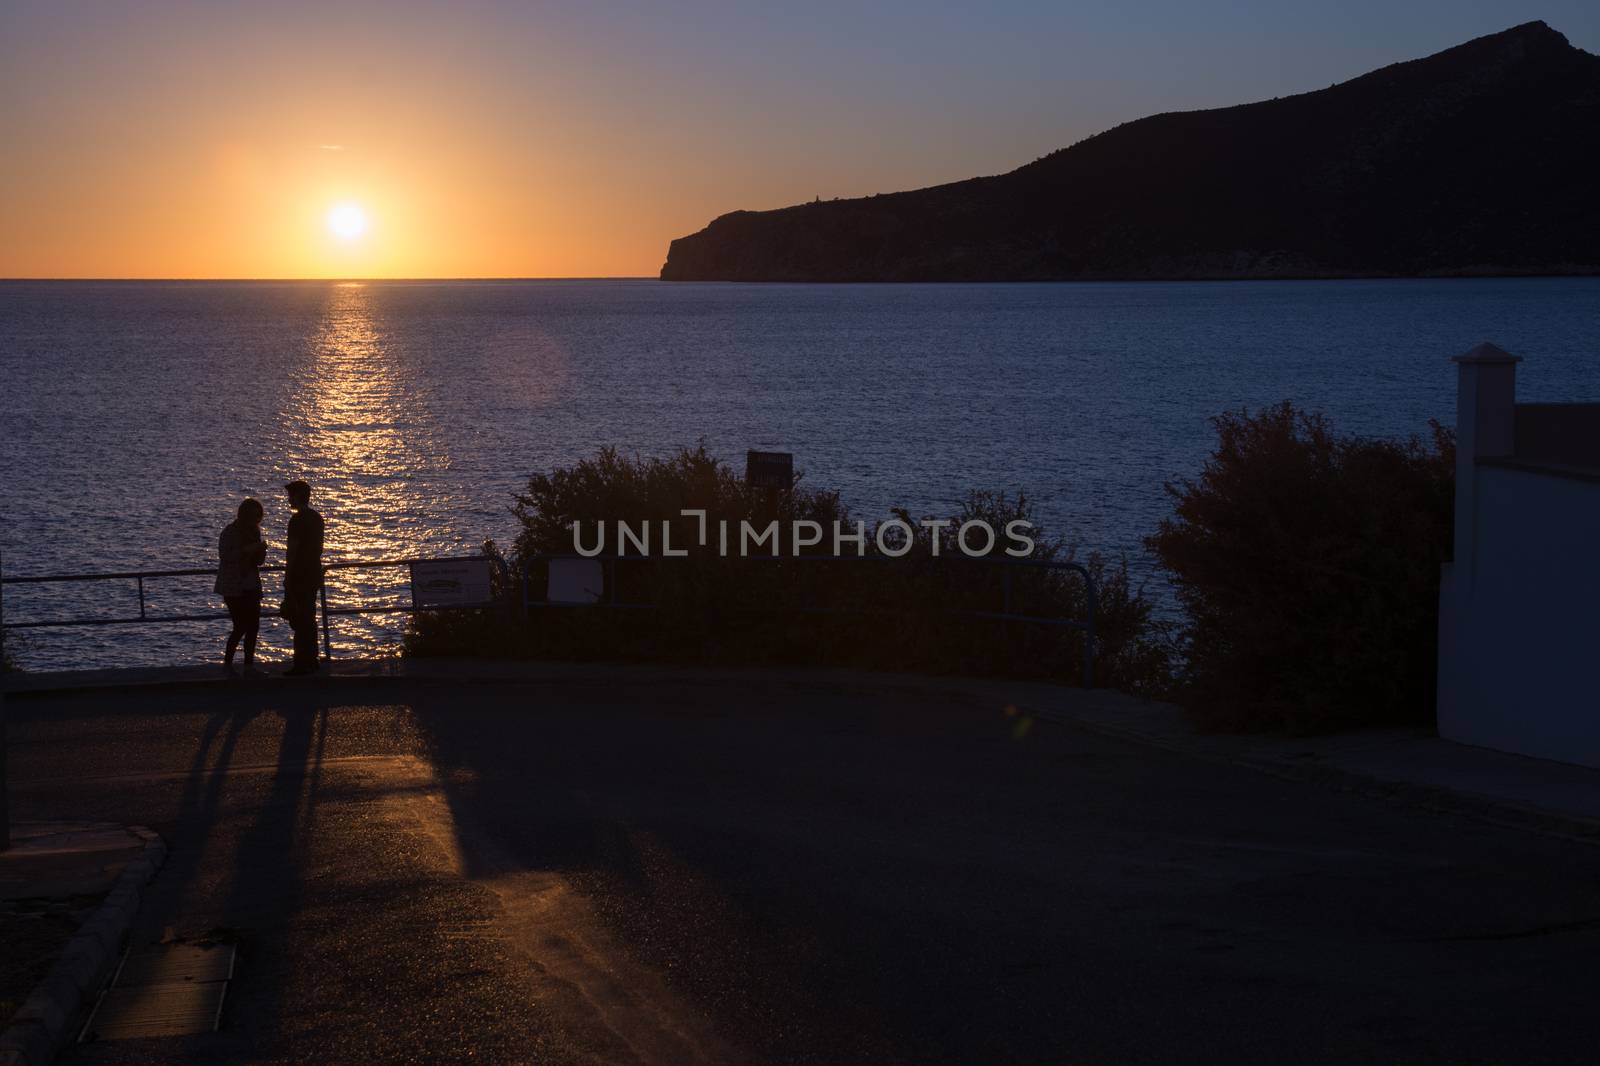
[0,7,808,278]
[4,3,1065,280]
[6,2,1597,280]
[0,6,738,279]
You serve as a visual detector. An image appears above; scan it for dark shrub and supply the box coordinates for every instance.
[409,446,1171,693]
[1147,403,1454,732]
[510,443,850,559]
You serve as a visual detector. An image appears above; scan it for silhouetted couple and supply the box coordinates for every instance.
[214,479,325,677]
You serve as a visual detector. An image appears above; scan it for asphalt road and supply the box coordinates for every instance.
[7,673,1600,1064]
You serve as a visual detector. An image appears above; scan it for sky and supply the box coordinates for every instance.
[3,1,1596,279]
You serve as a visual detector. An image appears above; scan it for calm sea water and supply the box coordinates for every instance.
[3,277,1597,670]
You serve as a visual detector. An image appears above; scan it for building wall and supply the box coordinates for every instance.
[1438,464,1600,767]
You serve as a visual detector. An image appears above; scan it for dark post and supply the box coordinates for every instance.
[745,450,794,555]
[1082,571,1097,690]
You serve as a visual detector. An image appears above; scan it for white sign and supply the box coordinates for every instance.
[409,558,494,608]
[548,558,604,604]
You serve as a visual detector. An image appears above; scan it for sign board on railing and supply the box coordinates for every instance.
[409,558,494,608]
[548,558,604,604]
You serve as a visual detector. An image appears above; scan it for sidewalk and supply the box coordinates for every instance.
[8,657,1600,842]
[1000,680,1600,841]
[1,822,166,1066]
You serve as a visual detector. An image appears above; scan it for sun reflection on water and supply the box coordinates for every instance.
[277,284,459,652]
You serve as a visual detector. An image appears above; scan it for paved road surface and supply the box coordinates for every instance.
[8,672,1600,1064]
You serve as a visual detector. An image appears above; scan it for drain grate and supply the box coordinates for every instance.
[80,942,236,1041]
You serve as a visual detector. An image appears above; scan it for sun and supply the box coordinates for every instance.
[326,202,368,241]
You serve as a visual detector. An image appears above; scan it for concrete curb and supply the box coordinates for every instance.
[1030,708,1600,847]
[0,828,166,1066]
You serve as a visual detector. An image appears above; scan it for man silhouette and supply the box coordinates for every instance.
[283,479,325,676]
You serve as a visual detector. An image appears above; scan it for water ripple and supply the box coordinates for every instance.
[3,277,1598,669]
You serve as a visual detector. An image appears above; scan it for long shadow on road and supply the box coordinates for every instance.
[16,685,587,1066]
[12,691,334,1063]
[14,676,1600,1065]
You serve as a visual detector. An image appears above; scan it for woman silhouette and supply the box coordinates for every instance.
[215,497,267,676]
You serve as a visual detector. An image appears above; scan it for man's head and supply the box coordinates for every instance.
[285,479,311,510]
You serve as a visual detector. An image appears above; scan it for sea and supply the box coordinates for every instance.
[3,277,1597,670]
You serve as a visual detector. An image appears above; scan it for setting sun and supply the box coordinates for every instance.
[326,202,368,241]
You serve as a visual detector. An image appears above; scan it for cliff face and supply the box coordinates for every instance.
[661,22,1600,282]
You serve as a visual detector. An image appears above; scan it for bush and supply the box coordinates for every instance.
[509,443,850,559]
[409,445,1172,693]
[1147,404,1453,732]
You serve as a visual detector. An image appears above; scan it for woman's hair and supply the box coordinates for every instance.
[237,497,264,524]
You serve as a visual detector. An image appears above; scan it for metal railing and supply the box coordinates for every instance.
[518,552,1098,687]
[0,556,499,662]
[2,552,1098,687]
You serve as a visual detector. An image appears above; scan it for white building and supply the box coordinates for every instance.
[1437,344,1600,767]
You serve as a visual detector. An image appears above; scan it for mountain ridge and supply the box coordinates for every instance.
[660,23,1600,282]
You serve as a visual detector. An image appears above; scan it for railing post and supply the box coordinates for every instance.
[1002,567,1013,615]
[319,584,333,661]
[136,576,146,620]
